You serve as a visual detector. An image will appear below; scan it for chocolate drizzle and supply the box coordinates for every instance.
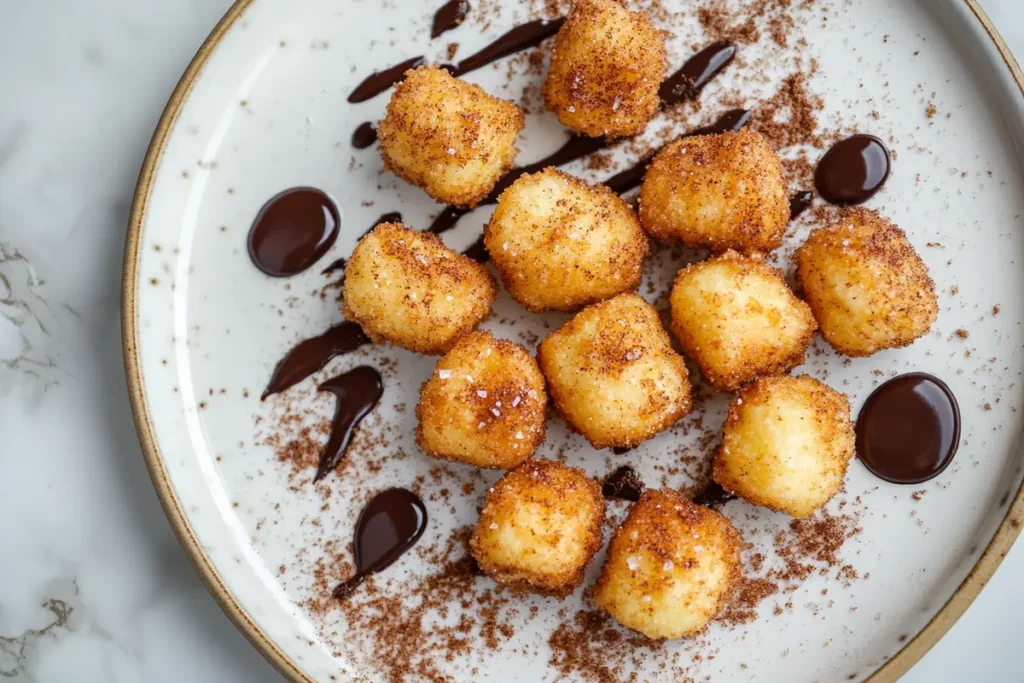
[352,122,378,149]
[322,212,404,274]
[333,488,428,599]
[316,366,384,482]
[660,42,737,106]
[247,187,339,277]
[432,0,470,38]
[428,205,472,235]
[443,18,565,78]
[462,235,489,263]
[855,373,960,485]
[815,134,891,205]
[602,466,644,502]
[600,109,749,195]
[261,322,370,399]
[347,17,563,104]
[691,481,737,508]
[348,56,426,103]
[789,191,813,219]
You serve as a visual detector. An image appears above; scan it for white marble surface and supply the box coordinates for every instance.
[0,1,1022,681]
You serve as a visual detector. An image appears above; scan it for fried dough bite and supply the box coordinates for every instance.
[470,459,605,596]
[538,293,691,449]
[416,331,547,469]
[342,222,496,354]
[484,167,648,312]
[795,208,938,357]
[713,375,854,519]
[594,489,741,639]
[669,251,816,392]
[377,66,524,207]
[639,129,789,252]
[543,0,667,138]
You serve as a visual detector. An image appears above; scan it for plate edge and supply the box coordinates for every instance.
[118,2,1024,682]
[119,1,313,682]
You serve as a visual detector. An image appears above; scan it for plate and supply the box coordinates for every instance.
[123,0,1024,681]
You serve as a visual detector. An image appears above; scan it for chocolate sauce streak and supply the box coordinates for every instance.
[432,0,470,38]
[815,134,891,205]
[348,18,564,104]
[352,122,378,149]
[855,373,960,485]
[348,55,425,103]
[444,17,565,78]
[321,256,347,275]
[462,235,489,263]
[424,45,741,234]
[428,205,472,235]
[322,212,404,274]
[659,41,737,106]
[316,366,385,482]
[261,322,370,399]
[247,187,339,277]
[333,488,428,599]
[602,466,645,502]
[789,191,814,220]
[603,109,751,195]
[691,481,737,508]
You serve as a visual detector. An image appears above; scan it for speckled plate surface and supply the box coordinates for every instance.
[123,0,1024,681]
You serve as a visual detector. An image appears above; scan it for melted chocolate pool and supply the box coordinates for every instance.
[316,366,384,482]
[815,134,891,205]
[855,373,960,484]
[334,488,428,599]
[247,187,339,277]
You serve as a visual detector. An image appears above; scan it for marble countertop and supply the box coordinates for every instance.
[1,1,1023,681]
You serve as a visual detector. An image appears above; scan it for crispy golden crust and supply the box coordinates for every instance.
[543,0,667,138]
[593,489,741,639]
[470,459,605,597]
[484,167,649,312]
[638,129,789,252]
[537,293,692,449]
[415,331,548,469]
[341,222,497,355]
[713,375,855,519]
[795,208,938,357]
[668,251,816,392]
[377,66,525,208]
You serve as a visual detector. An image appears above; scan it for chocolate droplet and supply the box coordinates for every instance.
[334,488,428,599]
[855,373,960,485]
[248,187,339,277]
[815,134,891,205]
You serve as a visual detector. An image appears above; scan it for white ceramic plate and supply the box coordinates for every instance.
[124,0,1024,681]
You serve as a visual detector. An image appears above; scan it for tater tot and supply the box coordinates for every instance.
[795,208,938,357]
[484,167,648,312]
[537,293,692,449]
[470,459,605,596]
[713,375,855,519]
[639,129,789,253]
[416,331,547,469]
[377,66,524,207]
[342,222,496,354]
[543,0,667,138]
[669,251,816,392]
[594,489,741,639]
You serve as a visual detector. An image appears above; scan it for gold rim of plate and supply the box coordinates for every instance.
[120,1,1024,680]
